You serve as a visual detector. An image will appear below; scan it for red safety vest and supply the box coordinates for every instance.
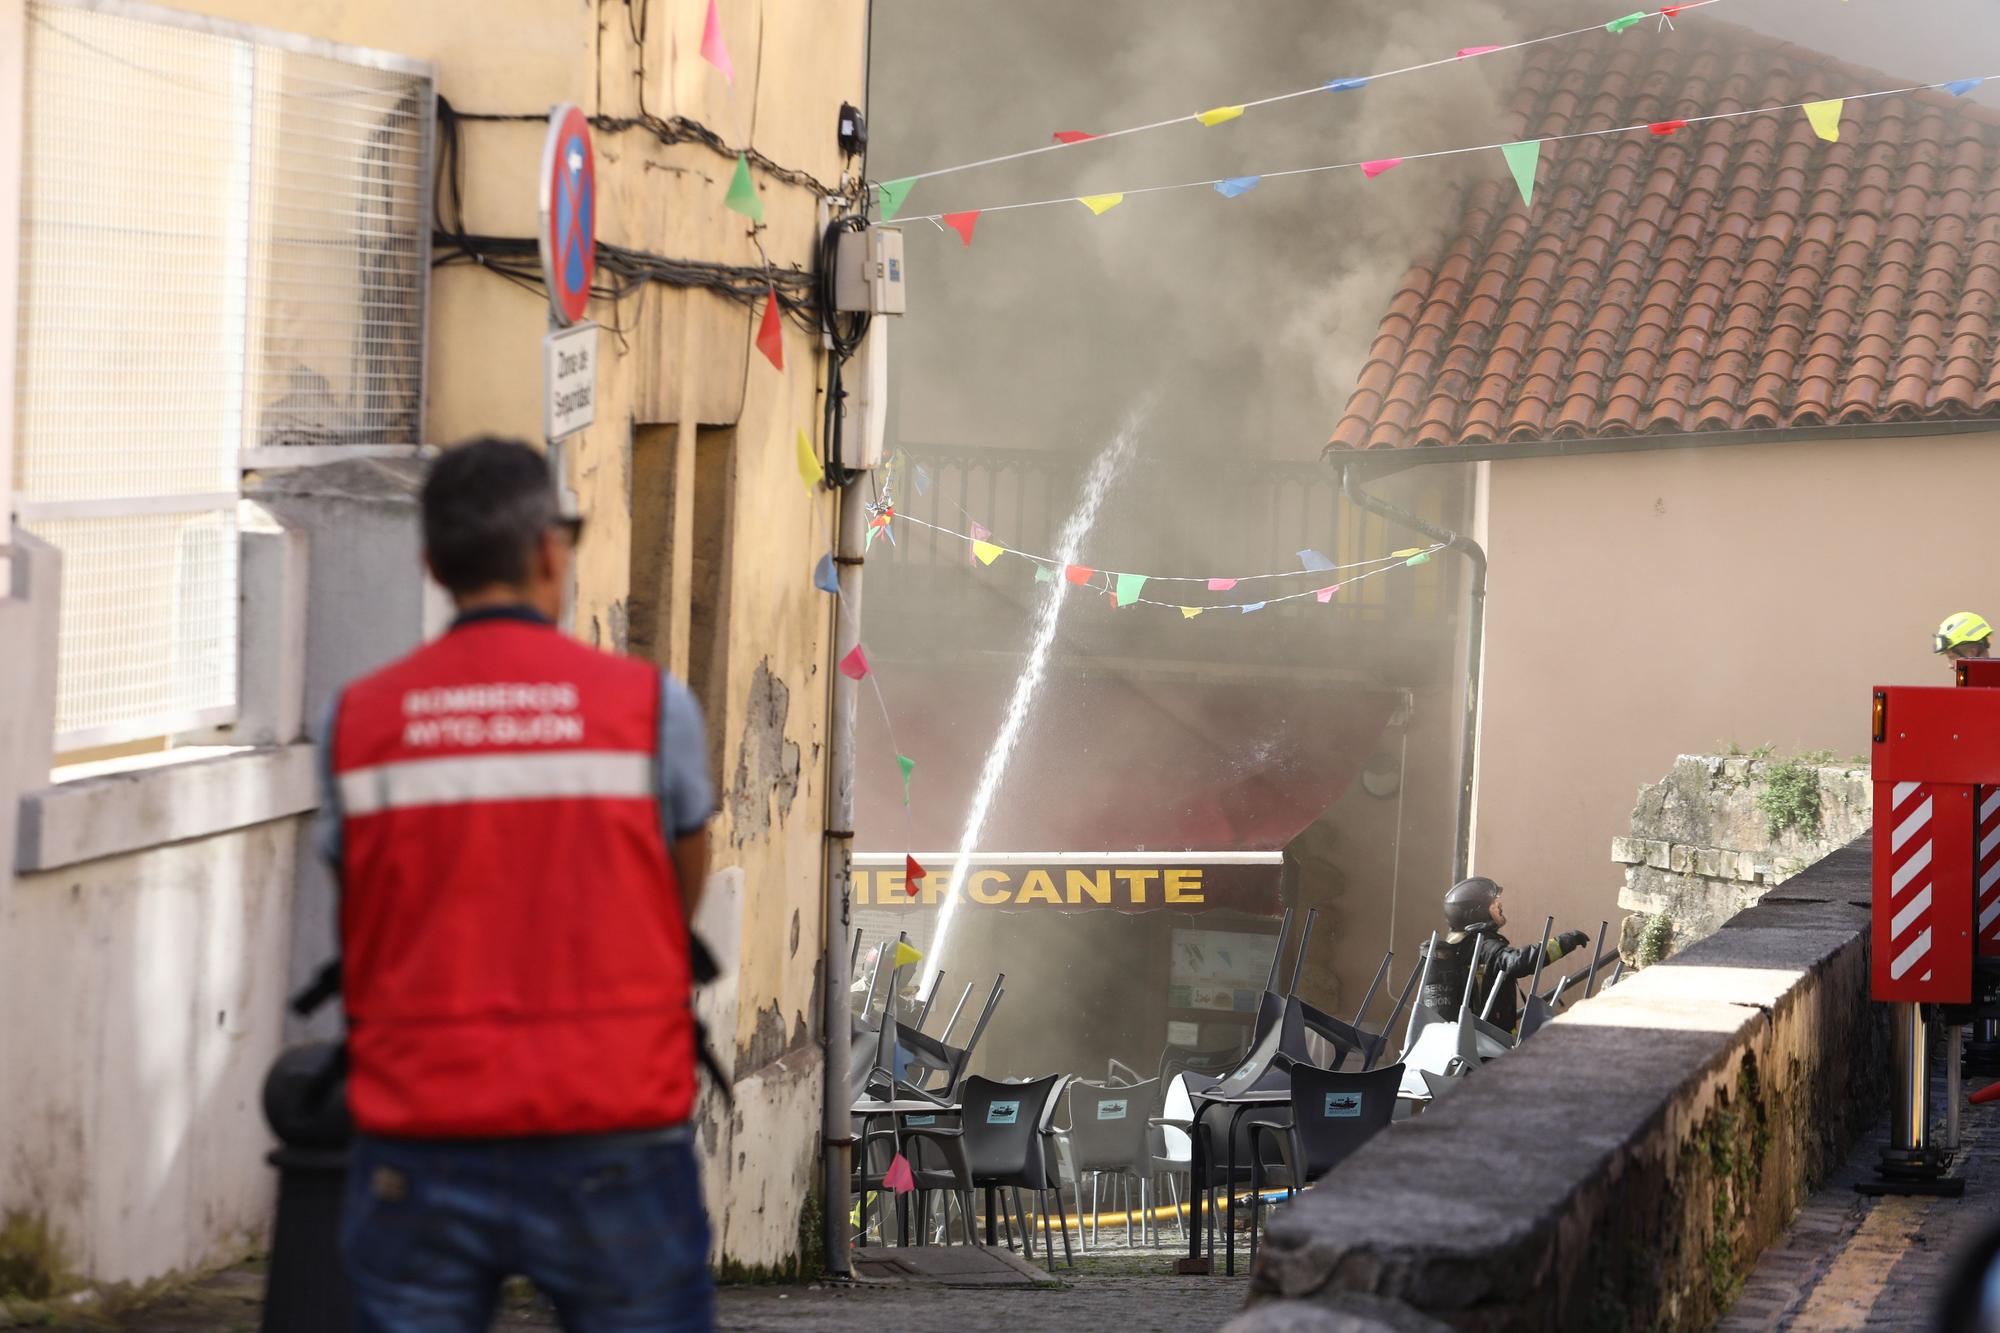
[332,613,695,1138]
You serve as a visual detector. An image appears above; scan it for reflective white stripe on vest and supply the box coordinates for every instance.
[339,750,656,816]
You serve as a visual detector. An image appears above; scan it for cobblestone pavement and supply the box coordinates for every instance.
[1718,1067,2000,1331]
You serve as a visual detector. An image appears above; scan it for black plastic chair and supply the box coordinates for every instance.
[1248,1061,1404,1261]
[959,1074,1074,1272]
[1066,1078,1161,1247]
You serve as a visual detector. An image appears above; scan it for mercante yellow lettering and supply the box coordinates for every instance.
[1164,868,1205,903]
[968,870,1010,904]
[1018,869,1061,904]
[1115,869,1159,903]
[1066,870,1112,905]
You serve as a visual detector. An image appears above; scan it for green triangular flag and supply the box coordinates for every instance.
[1604,12,1644,33]
[1405,552,1432,567]
[878,177,916,221]
[1034,565,1056,584]
[1115,573,1147,607]
[1500,140,1540,208]
[725,153,764,222]
[897,754,916,803]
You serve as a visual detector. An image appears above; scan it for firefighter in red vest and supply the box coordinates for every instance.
[319,438,716,1331]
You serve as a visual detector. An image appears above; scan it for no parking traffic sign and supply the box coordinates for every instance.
[538,104,596,327]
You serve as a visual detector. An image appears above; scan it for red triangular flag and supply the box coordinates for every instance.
[1648,120,1687,137]
[906,854,927,889]
[1064,564,1095,584]
[1052,131,1097,145]
[883,1152,916,1194]
[839,645,870,680]
[755,288,784,369]
[942,211,980,247]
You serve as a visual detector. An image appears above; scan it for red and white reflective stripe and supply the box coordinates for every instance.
[1888,781,1937,983]
[339,750,656,816]
[1979,785,2000,951]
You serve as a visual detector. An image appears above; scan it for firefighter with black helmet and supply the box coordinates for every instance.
[1419,877,1589,1033]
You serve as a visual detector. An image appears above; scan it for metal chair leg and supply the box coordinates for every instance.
[1169,1172,1186,1241]
[1090,1171,1100,1248]
[1056,1188,1073,1268]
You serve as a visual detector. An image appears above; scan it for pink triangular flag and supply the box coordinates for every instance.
[906,853,927,887]
[1361,158,1402,179]
[700,0,734,84]
[839,645,870,680]
[883,1153,916,1194]
[1052,131,1097,144]
[755,288,784,370]
[1208,577,1237,591]
[943,211,981,247]
[1316,584,1342,603]
[1457,45,1502,58]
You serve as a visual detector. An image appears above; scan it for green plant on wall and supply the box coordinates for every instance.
[1756,753,1828,841]
[1638,913,1674,967]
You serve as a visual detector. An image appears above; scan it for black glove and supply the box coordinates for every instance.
[1557,929,1590,956]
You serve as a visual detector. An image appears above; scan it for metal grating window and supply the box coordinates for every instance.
[13,0,432,749]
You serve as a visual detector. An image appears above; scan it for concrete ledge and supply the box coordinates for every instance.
[1242,840,1884,1332]
[16,743,318,872]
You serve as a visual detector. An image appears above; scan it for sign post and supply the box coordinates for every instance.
[538,104,597,445]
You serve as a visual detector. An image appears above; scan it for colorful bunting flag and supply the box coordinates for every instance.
[1361,158,1402,179]
[972,540,1005,566]
[700,0,734,83]
[1064,565,1095,584]
[1240,602,1266,613]
[1180,606,1203,619]
[893,938,924,966]
[755,289,784,369]
[1316,585,1341,603]
[1079,193,1125,215]
[839,645,870,680]
[814,553,839,594]
[883,1153,916,1194]
[1457,45,1502,59]
[1215,176,1261,198]
[1299,548,1336,572]
[1390,547,1426,558]
[796,428,823,490]
[1034,565,1056,584]
[1946,79,1982,97]
[1208,577,1238,591]
[943,210,981,246]
[1197,105,1245,127]
[1052,131,1097,144]
[1500,140,1540,208]
[878,177,917,220]
[897,754,916,803]
[1804,99,1843,143]
[1326,77,1369,91]
[1405,552,1432,567]
[1649,120,1688,137]
[904,855,927,888]
[1604,12,1644,33]
[725,153,763,221]
[967,521,991,566]
[1115,573,1147,606]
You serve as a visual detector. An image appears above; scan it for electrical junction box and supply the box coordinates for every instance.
[834,226,906,315]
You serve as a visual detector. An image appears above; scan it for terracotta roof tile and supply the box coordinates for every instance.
[1329,24,2000,447]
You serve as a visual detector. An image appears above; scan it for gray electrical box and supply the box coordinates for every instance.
[833,226,906,315]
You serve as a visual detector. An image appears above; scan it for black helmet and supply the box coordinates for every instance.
[1443,877,1503,933]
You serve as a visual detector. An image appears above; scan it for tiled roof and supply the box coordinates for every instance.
[1329,27,2000,450]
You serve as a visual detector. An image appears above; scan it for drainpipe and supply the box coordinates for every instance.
[819,473,865,1277]
[1338,458,1487,884]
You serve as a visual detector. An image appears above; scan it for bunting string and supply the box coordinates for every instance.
[885,72,1996,233]
[875,0,1731,198]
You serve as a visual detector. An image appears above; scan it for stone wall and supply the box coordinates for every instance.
[1614,755,1872,962]
[1234,840,1885,1333]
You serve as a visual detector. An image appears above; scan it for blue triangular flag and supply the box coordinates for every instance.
[814,552,839,594]
[1945,78,1981,96]
[1215,175,1261,198]
[914,464,931,496]
[1326,77,1369,91]
[1298,548,1336,572]
[1240,601,1266,613]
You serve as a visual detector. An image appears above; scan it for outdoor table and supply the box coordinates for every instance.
[1181,1086,1290,1277]
[851,1097,961,1246]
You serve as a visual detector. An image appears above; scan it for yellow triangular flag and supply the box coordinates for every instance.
[796,428,823,490]
[1391,547,1425,558]
[893,941,924,968]
[1078,193,1125,215]
[1804,99,1843,143]
[1180,606,1203,619]
[1197,104,1245,127]
[972,540,1004,566]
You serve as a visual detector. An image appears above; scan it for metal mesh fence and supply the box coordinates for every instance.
[14,1,431,748]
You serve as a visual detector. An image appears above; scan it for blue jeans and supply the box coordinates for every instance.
[341,1130,714,1333]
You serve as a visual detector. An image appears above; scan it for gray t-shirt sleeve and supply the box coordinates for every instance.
[658,674,716,839]
[314,696,343,875]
